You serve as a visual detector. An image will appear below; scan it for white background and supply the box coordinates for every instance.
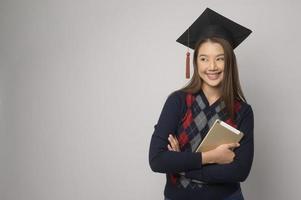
[1,0,301,199]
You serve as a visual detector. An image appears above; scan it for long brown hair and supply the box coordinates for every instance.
[178,37,247,119]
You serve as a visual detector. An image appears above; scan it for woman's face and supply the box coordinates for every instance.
[197,41,225,89]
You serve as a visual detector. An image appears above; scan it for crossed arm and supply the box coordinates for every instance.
[148,92,254,183]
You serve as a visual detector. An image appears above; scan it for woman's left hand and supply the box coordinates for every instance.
[167,134,180,152]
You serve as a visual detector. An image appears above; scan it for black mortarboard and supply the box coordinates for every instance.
[176,8,252,78]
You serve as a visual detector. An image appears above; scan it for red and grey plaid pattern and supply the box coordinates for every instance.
[169,91,242,189]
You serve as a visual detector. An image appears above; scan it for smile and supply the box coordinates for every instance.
[206,72,221,80]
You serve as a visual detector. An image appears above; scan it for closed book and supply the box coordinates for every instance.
[195,119,244,153]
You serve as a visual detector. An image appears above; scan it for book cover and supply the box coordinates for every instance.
[195,119,244,153]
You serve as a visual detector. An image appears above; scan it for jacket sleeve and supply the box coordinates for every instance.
[148,91,203,173]
[184,105,254,183]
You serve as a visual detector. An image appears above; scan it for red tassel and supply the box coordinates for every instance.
[186,52,190,79]
[170,174,178,185]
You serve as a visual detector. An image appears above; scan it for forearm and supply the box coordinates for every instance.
[185,156,253,183]
[185,140,254,183]
[149,135,203,173]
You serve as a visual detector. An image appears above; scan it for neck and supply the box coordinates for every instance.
[201,84,222,100]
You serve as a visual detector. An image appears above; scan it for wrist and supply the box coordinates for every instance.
[201,151,216,164]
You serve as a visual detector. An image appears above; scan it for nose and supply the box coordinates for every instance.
[209,60,217,70]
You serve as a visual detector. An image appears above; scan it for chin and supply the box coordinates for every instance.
[199,73,223,88]
[203,79,222,88]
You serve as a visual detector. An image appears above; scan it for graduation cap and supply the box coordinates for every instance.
[176,8,252,79]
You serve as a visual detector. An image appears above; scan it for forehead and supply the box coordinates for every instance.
[198,41,224,55]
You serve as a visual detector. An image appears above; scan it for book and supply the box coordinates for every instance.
[195,119,244,153]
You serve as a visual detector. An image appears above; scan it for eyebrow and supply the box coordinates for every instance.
[198,54,224,57]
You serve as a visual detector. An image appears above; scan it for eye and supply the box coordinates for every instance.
[217,57,225,61]
[199,57,208,62]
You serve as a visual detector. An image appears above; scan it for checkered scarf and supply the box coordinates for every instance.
[169,92,242,189]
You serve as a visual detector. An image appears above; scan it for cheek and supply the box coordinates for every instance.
[216,61,225,69]
[220,72,224,80]
[197,62,207,73]
[197,66,207,80]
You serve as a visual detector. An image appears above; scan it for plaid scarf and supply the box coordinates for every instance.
[169,91,242,189]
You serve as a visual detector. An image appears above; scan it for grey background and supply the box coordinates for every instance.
[0,0,300,199]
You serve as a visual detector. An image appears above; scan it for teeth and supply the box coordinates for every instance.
[207,73,220,80]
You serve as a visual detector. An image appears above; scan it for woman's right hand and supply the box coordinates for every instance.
[204,143,240,164]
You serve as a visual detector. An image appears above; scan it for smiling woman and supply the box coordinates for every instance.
[149,7,254,200]
[197,40,225,94]
[185,36,245,119]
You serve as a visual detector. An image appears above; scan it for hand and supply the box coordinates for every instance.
[167,134,180,152]
[209,143,240,164]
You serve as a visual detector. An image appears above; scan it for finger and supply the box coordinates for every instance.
[168,135,176,147]
[167,145,175,151]
[169,134,177,145]
[170,135,180,151]
[171,134,180,148]
[174,136,180,151]
[169,138,177,150]
[227,143,240,149]
[173,135,179,145]
[168,135,173,145]
[167,144,173,151]
[167,136,177,150]
[231,152,236,159]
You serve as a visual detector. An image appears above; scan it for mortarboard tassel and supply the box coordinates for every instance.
[185,27,190,79]
[186,51,190,79]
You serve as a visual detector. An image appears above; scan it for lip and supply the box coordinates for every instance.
[206,72,221,80]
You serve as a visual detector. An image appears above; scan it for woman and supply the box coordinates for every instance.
[148,8,254,200]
